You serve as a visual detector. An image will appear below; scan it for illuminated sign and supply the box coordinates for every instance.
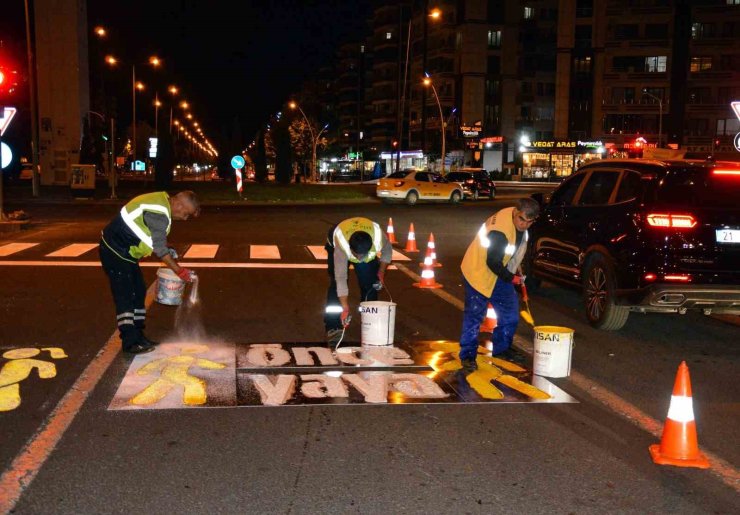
[481,136,503,144]
[0,141,12,169]
[380,150,424,159]
[148,137,158,158]
[577,140,604,148]
[460,121,482,138]
[531,141,576,149]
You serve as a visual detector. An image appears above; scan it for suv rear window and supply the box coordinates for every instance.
[654,168,740,208]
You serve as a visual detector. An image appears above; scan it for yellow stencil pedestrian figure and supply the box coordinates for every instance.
[129,344,225,407]
[0,348,68,412]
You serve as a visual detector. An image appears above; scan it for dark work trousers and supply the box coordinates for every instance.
[324,232,379,331]
[459,277,519,360]
[99,241,147,349]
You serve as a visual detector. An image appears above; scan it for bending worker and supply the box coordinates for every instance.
[459,198,540,370]
[325,217,392,345]
[99,191,200,354]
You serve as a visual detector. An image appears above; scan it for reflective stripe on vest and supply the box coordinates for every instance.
[333,218,382,263]
[119,203,171,250]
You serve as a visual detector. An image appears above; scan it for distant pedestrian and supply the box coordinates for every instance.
[458,198,540,371]
[324,217,392,345]
[99,191,200,354]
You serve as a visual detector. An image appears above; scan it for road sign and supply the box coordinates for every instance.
[734,132,740,153]
[0,107,17,136]
[231,155,245,170]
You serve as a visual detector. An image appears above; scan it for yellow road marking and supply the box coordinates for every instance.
[183,244,219,259]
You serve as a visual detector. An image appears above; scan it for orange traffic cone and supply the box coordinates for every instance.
[387,217,397,244]
[649,361,709,469]
[404,223,419,253]
[479,303,497,333]
[413,260,443,289]
[419,233,442,267]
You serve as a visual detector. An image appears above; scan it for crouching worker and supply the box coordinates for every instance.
[99,191,200,354]
[325,217,392,345]
[458,198,540,371]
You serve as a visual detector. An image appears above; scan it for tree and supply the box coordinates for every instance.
[253,130,268,183]
[273,120,293,184]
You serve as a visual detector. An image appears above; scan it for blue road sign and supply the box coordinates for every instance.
[231,155,245,170]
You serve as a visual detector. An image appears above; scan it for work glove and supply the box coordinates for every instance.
[167,247,179,259]
[341,308,351,327]
[373,270,385,290]
[176,267,195,283]
[511,275,523,286]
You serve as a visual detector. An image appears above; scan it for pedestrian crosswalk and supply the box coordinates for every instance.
[0,242,412,262]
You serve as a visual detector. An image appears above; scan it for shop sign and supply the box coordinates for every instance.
[577,140,603,148]
[481,136,504,144]
[530,140,576,149]
[466,141,479,149]
[460,121,482,138]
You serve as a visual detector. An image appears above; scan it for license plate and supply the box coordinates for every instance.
[716,229,740,243]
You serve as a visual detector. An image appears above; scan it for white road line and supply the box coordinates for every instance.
[183,244,219,259]
[250,245,281,260]
[45,243,98,258]
[0,243,39,257]
[392,262,740,491]
[307,245,328,260]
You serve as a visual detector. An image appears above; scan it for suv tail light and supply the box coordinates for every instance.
[712,168,740,177]
[664,274,691,282]
[646,213,698,229]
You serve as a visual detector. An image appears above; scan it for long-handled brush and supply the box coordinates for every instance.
[517,268,535,326]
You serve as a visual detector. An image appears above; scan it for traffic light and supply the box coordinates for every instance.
[0,57,20,105]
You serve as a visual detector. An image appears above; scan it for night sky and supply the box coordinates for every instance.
[4,1,372,150]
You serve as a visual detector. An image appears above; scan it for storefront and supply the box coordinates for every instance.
[379,150,426,175]
[521,140,605,180]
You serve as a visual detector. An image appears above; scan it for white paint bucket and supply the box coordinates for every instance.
[156,268,185,305]
[360,301,397,346]
[532,326,574,378]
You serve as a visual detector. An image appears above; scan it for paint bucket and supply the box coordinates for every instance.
[532,326,574,378]
[156,267,185,305]
[360,301,397,346]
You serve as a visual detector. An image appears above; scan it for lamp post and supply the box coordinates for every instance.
[642,88,663,148]
[289,101,318,182]
[167,85,178,133]
[423,75,445,174]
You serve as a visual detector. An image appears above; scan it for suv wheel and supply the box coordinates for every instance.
[450,190,462,204]
[406,190,419,206]
[489,188,496,200]
[582,253,629,330]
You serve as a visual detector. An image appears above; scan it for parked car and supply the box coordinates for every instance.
[377,170,463,205]
[446,169,496,200]
[526,159,740,330]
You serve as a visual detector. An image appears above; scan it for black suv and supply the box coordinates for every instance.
[527,159,740,330]
[446,169,496,200]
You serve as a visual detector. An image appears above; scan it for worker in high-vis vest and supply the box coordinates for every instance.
[324,217,392,345]
[99,191,200,354]
[458,198,540,371]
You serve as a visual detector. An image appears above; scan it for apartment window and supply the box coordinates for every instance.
[536,106,554,120]
[524,6,534,19]
[611,87,635,104]
[521,106,532,118]
[717,118,740,135]
[386,32,392,40]
[719,55,738,71]
[727,0,740,5]
[485,79,501,97]
[722,21,737,37]
[487,55,501,74]
[645,23,668,39]
[615,24,639,40]
[642,87,665,101]
[691,22,715,39]
[690,56,713,72]
[645,56,667,72]
[613,55,643,72]
[573,56,592,73]
[521,82,532,94]
[576,0,593,17]
[488,0,504,23]
[686,118,709,136]
[487,30,502,48]
[688,87,712,104]
[575,25,592,47]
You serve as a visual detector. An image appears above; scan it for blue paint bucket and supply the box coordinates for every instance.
[156,267,185,305]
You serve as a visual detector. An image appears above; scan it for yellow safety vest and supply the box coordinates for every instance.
[460,207,527,297]
[119,192,172,259]
[332,217,383,263]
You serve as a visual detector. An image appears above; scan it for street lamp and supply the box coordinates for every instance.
[423,75,445,174]
[642,88,663,148]
[167,85,178,133]
[289,101,319,182]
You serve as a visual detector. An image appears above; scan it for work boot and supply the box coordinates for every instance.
[123,342,155,354]
[326,328,343,346]
[140,334,160,347]
[460,358,478,373]
[495,348,526,366]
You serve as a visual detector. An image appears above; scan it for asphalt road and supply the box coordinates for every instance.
[1,199,737,514]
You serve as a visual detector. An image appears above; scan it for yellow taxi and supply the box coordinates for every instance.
[377,170,463,205]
